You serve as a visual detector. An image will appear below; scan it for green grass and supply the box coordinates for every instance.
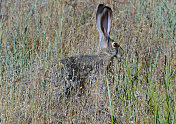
[0,0,176,123]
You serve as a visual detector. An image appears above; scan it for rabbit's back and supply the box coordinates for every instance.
[60,54,108,82]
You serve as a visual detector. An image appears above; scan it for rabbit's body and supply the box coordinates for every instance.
[60,53,112,83]
[59,4,123,93]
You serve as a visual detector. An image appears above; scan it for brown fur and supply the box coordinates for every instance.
[59,4,123,96]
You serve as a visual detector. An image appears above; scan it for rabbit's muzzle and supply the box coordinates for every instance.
[115,45,124,58]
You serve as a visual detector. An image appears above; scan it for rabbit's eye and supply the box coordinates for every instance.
[112,42,118,48]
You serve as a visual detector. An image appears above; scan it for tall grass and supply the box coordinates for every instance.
[0,0,175,123]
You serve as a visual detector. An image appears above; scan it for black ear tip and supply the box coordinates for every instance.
[97,4,104,10]
[97,4,112,12]
[97,4,105,16]
[97,4,105,10]
[98,4,104,8]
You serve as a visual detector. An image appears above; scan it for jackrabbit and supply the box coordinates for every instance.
[59,4,123,91]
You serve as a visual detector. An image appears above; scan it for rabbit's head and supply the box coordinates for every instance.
[96,4,123,58]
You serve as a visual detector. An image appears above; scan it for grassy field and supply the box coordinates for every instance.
[0,0,176,123]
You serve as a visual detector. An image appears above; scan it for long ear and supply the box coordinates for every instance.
[96,4,112,49]
[96,4,112,38]
[96,4,105,39]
